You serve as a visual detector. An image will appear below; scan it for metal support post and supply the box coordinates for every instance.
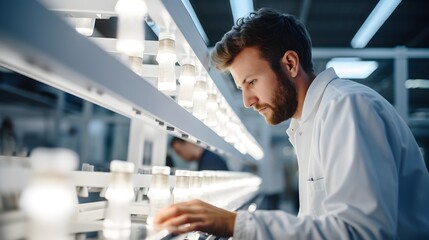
[394,46,409,123]
[127,117,146,171]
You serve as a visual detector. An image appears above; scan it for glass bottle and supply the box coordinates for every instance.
[146,166,172,225]
[103,160,135,240]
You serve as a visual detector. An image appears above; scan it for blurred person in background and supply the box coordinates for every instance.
[0,117,20,156]
[170,137,229,171]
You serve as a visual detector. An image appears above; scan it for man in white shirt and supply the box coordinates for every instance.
[154,8,429,239]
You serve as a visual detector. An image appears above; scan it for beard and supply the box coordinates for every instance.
[254,66,298,125]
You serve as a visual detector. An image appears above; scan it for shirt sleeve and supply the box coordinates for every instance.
[233,93,398,239]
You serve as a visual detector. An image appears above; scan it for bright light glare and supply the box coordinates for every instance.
[326,58,378,79]
[178,62,196,108]
[157,33,177,92]
[193,80,208,120]
[205,93,219,127]
[249,141,264,160]
[20,181,76,222]
[115,0,147,57]
[351,0,402,48]
[225,122,239,143]
[405,79,429,89]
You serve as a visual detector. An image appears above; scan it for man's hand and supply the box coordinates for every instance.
[153,199,237,237]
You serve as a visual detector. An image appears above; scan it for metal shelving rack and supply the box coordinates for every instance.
[0,0,263,166]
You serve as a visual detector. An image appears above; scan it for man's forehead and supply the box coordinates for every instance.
[229,71,240,88]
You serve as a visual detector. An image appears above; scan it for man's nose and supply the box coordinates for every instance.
[242,90,257,108]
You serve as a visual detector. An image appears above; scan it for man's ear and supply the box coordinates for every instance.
[280,50,299,78]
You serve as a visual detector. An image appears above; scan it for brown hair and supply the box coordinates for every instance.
[170,136,187,147]
[211,8,314,74]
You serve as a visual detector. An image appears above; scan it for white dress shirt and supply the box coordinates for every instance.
[233,68,429,239]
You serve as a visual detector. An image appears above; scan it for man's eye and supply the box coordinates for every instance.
[249,79,256,86]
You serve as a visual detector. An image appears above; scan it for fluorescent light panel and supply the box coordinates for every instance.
[351,0,402,48]
[326,58,378,79]
[405,79,429,89]
[230,0,254,24]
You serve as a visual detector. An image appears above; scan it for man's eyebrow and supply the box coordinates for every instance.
[236,78,247,91]
[237,74,254,90]
[242,73,255,84]
[236,74,253,90]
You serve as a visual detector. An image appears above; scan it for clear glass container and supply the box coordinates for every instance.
[178,60,196,108]
[173,170,190,203]
[205,93,219,127]
[216,106,228,137]
[147,166,172,225]
[128,56,143,76]
[193,78,208,120]
[115,0,147,57]
[19,148,78,240]
[103,160,135,240]
[157,33,177,92]
[188,171,203,200]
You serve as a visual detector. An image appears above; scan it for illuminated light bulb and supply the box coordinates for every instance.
[115,0,147,57]
[192,78,208,120]
[234,143,247,154]
[20,148,78,240]
[189,171,203,199]
[128,56,143,75]
[73,17,95,36]
[103,160,135,240]
[201,171,216,204]
[157,33,178,92]
[205,93,219,127]
[178,60,196,108]
[243,135,264,160]
[173,170,190,203]
[147,166,172,225]
[216,107,228,137]
[248,139,264,160]
[234,131,248,154]
[225,121,239,143]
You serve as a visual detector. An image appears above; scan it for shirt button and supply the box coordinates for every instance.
[299,131,303,136]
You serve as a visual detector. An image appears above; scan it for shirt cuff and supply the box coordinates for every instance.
[233,210,255,239]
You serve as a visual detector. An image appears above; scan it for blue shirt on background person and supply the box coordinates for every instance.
[170,137,229,171]
[197,149,228,171]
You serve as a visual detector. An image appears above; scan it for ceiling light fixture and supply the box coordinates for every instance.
[405,79,429,89]
[229,0,254,24]
[326,58,378,79]
[351,0,402,48]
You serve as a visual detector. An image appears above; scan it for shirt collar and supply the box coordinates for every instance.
[286,68,338,136]
[286,118,300,138]
[300,67,338,123]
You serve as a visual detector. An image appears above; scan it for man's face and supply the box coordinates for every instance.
[229,46,298,125]
[172,142,194,162]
